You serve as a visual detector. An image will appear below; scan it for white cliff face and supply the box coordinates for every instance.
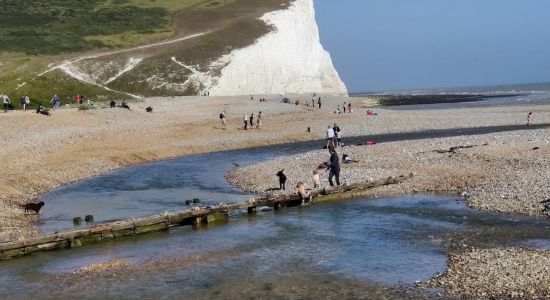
[209,0,348,96]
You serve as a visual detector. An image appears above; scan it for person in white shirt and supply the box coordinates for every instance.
[326,125,334,148]
[243,113,249,130]
[2,93,10,111]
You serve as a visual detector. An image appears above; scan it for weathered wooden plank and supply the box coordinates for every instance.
[0,175,412,260]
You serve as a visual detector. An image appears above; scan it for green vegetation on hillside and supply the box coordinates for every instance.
[0,0,170,54]
[0,0,289,103]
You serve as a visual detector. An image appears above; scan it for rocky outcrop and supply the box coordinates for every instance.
[209,0,348,96]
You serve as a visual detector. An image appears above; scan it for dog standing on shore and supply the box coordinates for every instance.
[276,170,287,190]
[24,202,45,215]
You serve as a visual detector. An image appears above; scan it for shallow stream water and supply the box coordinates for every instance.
[2,136,550,299]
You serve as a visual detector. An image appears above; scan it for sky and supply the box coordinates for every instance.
[314,0,550,93]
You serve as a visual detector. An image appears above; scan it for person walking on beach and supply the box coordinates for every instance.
[328,146,341,186]
[311,94,316,107]
[256,111,262,129]
[2,93,10,112]
[326,125,335,148]
[317,96,321,109]
[25,95,30,111]
[348,102,352,113]
[219,110,226,129]
[51,94,60,110]
[336,127,342,147]
[332,123,340,146]
[250,113,254,129]
[75,94,81,107]
[243,113,249,130]
[527,112,533,126]
[19,96,26,111]
[343,102,347,113]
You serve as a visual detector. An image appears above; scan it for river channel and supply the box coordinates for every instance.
[2,131,550,299]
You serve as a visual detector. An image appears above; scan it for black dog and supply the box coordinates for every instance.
[24,202,45,214]
[276,170,287,190]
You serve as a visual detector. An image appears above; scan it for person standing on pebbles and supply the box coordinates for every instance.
[219,110,226,129]
[328,146,341,186]
[249,113,254,130]
[2,93,10,112]
[243,113,249,130]
[256,111,262,129]
[527,112,533,126]
[326,125,335,148]
[51,94,60,110]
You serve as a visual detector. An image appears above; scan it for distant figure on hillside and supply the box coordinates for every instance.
[317,96,321,109]
[51,94,60,110]
[219,111,226,129]
[249,113,254,129]
[25,95,30,110]
[256,111,262,129]
[527,112,533,126]
[2,93,10,112]
[326,125,335,148]
[75,94,81,107]
[328,146,341,186]
[243,113,249,130]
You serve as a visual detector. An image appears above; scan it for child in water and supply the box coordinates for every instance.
[296,181,311,206]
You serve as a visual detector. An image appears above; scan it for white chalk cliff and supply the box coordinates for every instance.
[209,0,348,96]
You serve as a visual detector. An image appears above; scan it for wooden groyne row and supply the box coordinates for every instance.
[0,175,412,260]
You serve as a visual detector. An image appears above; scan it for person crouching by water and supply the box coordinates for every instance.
[328,146,341,186]
[296,181,311,206]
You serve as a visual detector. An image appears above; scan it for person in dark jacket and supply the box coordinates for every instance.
[328,146,340,186]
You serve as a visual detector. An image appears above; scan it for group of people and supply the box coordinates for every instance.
[325,123,343,147]
[110,100,130,110]
[1,92,88,112]
[311,94,322,108]
[242,111,262,130]
[218,111,263,130]
[336,101,353,114]
[295,145,341,205]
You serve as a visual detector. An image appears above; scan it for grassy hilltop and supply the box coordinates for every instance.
[0,0,290,106]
